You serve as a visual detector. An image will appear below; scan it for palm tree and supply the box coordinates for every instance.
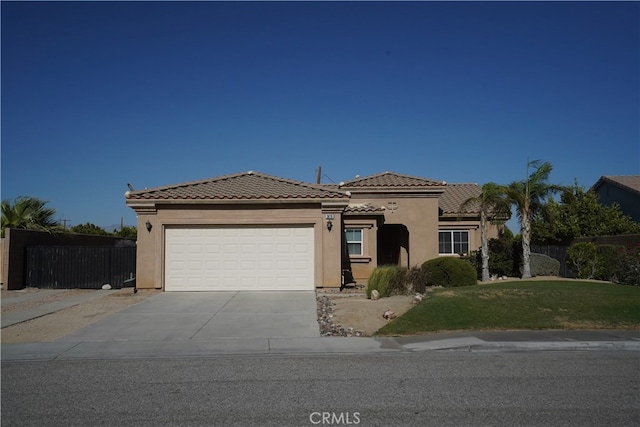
[505,160,564,279]
[460,182,511,282]
[1,197,62,237]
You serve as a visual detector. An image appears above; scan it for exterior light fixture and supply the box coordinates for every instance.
[325,213,335,232]
[145,220,152,232]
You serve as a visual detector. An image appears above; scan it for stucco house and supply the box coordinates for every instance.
[125,171,499,291]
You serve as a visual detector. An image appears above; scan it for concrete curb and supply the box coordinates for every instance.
[3,336,639,362]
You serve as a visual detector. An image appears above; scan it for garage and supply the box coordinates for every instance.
[164,226,315,291]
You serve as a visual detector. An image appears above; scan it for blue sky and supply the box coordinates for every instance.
[2,1,638,231]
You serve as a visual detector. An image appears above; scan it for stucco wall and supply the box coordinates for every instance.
[343,195,496,283]
[343,217,379,282]
[348,193,442,267]
[134,203,344,290]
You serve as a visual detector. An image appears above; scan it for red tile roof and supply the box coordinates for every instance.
[344,203,386,214]
[126,171,350,201]
[340,172,445,188]
[439,184,482,214]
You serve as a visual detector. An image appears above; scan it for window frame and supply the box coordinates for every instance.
[345,228,364,256]
[438,230,470,255]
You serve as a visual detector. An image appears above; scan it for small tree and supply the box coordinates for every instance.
[566,242,598,279]
[532,182,640,244]
[70,223,110,236]
[506,160,564,279]
[1,196,62,237]
[459,182,511,282]
[114,225,137,239]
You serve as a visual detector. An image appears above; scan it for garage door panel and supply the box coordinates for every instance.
[165,226,314,291]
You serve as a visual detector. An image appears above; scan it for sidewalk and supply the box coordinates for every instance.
[2,329,639,362]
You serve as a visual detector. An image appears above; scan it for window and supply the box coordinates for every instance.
[439,230,469,255]
[346,229,363,256]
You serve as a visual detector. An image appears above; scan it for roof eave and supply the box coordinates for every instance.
[341,187,446,195]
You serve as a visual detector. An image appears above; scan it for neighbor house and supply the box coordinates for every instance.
[591,175,640,223]
[125,171,500,291]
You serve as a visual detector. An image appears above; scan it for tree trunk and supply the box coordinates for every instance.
[480,211,490,282]
[521,210,532,279]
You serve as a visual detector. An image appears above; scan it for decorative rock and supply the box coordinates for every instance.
[102,284,112,290]
[316,293,365,337]
[371,290,380,300]
[383,310,396,320]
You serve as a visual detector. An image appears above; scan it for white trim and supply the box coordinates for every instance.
[345,228,364,256]
[438,230,470,255]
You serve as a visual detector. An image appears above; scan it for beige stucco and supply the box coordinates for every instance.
[131,202,346,289]
[342,191,443,281]
[127,182,495,291]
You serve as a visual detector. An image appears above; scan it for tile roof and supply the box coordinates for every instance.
[344,203,386,214]
[439,184,482,214]
[592,175,640,195]
[340,172,445,188]
[126,171,349,201]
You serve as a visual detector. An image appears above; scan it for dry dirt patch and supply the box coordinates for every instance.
[325,294,415,336]
[1,289,160,343]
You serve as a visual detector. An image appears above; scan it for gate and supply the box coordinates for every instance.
[25,246,136,289]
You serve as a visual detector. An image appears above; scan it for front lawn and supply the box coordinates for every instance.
[376,280,640,336]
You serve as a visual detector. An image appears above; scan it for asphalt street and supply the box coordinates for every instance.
[2,351,638,426]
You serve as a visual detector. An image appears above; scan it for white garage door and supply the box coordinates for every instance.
[164,226,314,291]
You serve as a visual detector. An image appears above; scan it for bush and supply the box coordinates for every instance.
[405,266,430,294]
[421,257,478,288]
[527,253,560,277]
[617,245,640,286]
[367,265,434,297]
[566,242,598,279]
[367,265,398,298]
[487,238,515,277]
[596,245,622,282]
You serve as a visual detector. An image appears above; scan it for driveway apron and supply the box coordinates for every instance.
[59,291,320,342]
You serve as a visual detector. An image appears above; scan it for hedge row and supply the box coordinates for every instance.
[566,242,640,285]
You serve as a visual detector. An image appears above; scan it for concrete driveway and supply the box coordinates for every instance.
[60,291,320,342]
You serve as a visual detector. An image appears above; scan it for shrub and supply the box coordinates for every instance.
[487,237,516,277]
[367,265,434,297]
[405,266,430,294]
[617,245,640,286]
[566,242,598,279]
[421,257,477,288]
[460,251,481,279]
[526,253,560,277]
[596,245,622,282]
[367,265,398,298]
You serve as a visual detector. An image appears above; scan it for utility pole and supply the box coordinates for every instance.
[316,165,322,184]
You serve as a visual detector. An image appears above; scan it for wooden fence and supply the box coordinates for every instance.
[25,246,136,289]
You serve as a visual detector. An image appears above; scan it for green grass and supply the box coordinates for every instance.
[376,280,640,336]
